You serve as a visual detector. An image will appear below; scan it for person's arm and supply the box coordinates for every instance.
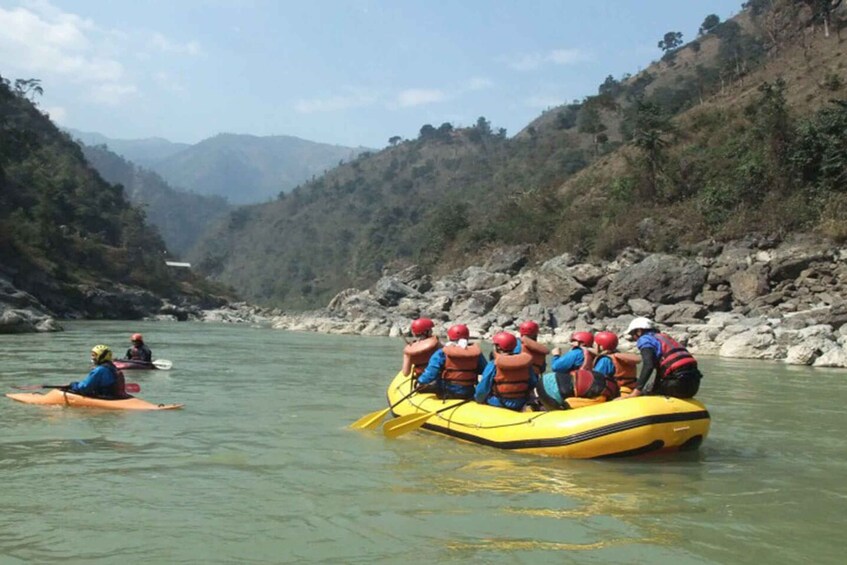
[69,366,104,394]
[551,349,581,373]
[143,346,152,363]
[627,348,658,397]
[125,348,133,359]
[416,350,445,385]
[475,362,495,403]
[476,354,487,376]
[528,368,538,389]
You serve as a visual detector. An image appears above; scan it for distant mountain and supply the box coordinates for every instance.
[79,144,232,257]
[147,133,372,204]
[65,128,190,166]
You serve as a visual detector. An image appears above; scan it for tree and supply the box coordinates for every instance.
[631,100,673,197]
[577,105,608,155]
[801,0,844,37]
[658,31,683,52]
[419,124,436,139]
[474,116,492,136]
[388,136,402,146]
[699,14,721,34]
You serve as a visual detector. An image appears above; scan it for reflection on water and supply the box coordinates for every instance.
[1,321,845,564]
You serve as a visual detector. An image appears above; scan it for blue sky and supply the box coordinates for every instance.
[0,0,744,149]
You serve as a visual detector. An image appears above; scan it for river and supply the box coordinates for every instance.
[0,320,844,564]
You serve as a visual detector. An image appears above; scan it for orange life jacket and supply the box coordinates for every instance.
[520,336,549,375]
[493,352,533,400]
[655,333,697,377]
[403,336,441,377]
[442,344,482,387]
[596,352,639,390]
[578,346,594,370]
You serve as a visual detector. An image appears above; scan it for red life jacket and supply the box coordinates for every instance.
[403,336,441,377]
[128,345,146,361]
[493,352,533,399]
[105,362,128,398]
[557,369,620,400]
[442,344,482,387]
[578,346,595,370]
[596,352,639,389]
[520,336,549,375]
[655,333,697,377]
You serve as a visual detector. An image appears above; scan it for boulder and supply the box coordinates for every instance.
[372,278,422,307]
[728,263,770,305]
[655,302,708,324]
[483,245,531,274]
[719,326,782,359]
[813,346,847,368]
[607,254,706,305]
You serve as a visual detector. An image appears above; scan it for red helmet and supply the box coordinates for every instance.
[410,318,434,336]
[131,333,144,343]
[447,324,470,341]
[492,332,517,353]
[594,331,618,352]
[570,331,594,347]
[518,320,540,337]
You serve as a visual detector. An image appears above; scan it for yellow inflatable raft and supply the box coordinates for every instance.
[385,371,710,459]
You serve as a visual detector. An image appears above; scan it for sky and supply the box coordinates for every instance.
[0,0,745,149]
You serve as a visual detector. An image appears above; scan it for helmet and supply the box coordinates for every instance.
[625,317,654,336]
[447,324,470,341]
[410,317,434,336]
[91,344,112,364]
[570,331,594,347]
[131,333,143,343]
[595,331,619,352]
[518,320,540,337]
[492,332,517,353]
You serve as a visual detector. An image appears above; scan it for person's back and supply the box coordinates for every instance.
[419,324,486,399]
[126,333,152,363]
[594,331,640,394]
[69,345,128,399]
[475,332,537,411]
[401,318,441,377]
[515,320,549,375]
[536,332,619,410]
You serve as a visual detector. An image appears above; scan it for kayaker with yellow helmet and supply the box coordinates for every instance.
[126,333,152,364]
[68,345,128,399]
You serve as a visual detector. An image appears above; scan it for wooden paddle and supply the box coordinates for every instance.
[13,383,141,393]
[351,370,422,430]
[382,398,474,439]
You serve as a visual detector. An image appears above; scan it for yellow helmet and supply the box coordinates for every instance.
[91,344,112,364]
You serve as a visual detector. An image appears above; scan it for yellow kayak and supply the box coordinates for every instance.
[5,389,183,411]
[385,371,709,458]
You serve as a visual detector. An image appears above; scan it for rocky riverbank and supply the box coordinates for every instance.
[269,233,847,368]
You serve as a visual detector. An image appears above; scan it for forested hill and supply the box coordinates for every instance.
[66,128,190,166]
[141,133,372,205]
[190,0,847,310]
[80,144,232,257]
[0,75,226,316]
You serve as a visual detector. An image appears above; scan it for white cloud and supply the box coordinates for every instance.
[396,88,446,107]
[295,90,378,113]
[151,32,201,56]
[505,48,589,71]
[465,76,494,91]
[90,82,139,106]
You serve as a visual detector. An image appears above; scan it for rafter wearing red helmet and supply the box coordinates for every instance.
[401,317,442,377]
[514,320,549,374]
[415,323,486,399]
[474,332,538,411]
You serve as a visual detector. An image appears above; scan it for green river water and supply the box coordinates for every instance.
[0,320,845,564]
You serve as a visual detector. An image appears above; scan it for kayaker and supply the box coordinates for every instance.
[68,345,128,399]
[535,331,618,410]
[125,333,152,364]
[619,317,702,399]
[475,332,537,411]
[513,320,550,374]
[594,331,640,394]
[417,324,486,399]
[401,317,442,378]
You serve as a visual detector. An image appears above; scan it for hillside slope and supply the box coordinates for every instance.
[66,128,190,166]
[190,0,847,310]
[148,133,371,204]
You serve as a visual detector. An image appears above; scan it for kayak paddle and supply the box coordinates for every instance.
[382,398,474,439]
[351,378,425,430]
[12,383,141,393]
[152,359,173,370]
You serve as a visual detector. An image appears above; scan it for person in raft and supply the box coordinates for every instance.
[535,331,619,410]
[401,317,442,379]
[513,320,550,375]
[125,333,153,364]
[474,332,538,411]
[619,317,702,399]
[593,330,641,395]
[416,324,487,399]
[68,345,128,399]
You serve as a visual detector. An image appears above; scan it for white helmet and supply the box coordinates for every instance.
[625,317,654,335]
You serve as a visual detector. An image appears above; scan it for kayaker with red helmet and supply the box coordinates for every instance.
[620,317,702,399]
[68,345,128,399]
[474,332,538,411]
[416,323,486,399]
[126,333,152,364]
[535,331,617,410]
[513,320,549,374]
[401,317,442,377]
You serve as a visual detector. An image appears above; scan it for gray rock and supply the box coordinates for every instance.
[728,263,770,305]
[655,302,708,324]
[607,254,706,305]
[627,298,655,316]
[372,278,422,307]
[813,346,847,368]
[483,245,531,274]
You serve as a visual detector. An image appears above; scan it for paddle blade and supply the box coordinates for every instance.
[152,359,173,370]
[382,412,433,439]
[125,383,141,393]
[350,407,391,430]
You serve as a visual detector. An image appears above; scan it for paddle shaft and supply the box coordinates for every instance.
[383,398,474,439]
[13,383,141,393]
[350,380,426,430]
